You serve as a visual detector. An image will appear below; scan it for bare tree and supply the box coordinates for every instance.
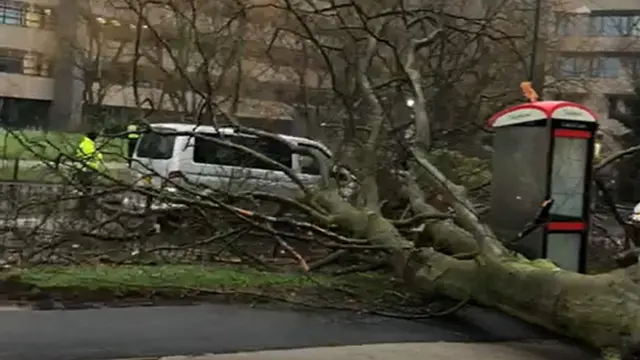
[6,0,640,358]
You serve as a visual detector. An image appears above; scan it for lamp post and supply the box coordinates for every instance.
[529,0,543,91]
[529,3,592,95]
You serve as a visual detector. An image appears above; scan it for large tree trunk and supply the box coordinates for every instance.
[417,251,640,349]
[291,18,640,358]
[309,174,640,355]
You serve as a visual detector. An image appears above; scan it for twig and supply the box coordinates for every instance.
[330,261,387,275]
[307,250,348,271]
[392,212,453,227]
[271,226,310,271]
[594,144,640,173]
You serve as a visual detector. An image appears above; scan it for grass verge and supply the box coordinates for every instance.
[0,162,130,183]
[0,265,392,309]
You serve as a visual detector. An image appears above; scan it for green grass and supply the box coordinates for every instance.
[0,265,395,309]
[3,265,385,295]
[9,265,320,290]
[0,129,127,162]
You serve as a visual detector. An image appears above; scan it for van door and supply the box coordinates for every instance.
[183,133,299,196]
[239,136,299,196]
[131,127,178,188]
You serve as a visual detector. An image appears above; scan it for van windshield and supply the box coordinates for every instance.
[135,127,176,159]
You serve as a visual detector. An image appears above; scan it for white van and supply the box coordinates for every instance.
[130,123,332,198]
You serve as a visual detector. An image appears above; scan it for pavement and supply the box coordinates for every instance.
[152,342,597,360]
[0,304,598,360]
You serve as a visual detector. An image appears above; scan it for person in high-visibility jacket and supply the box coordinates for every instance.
[593,132,603,164]
[73,131,103,220]
[75,131,103,185]
[126,124,139,167]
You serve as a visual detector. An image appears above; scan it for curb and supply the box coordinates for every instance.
[105,341,598,360]
[130,341,599,360]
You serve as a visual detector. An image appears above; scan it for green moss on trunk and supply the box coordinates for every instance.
[311,188,640,351]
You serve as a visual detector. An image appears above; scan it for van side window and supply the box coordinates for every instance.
[135,129,176,159]
[193,133,293,170]
[300,154,319,175]
[297,145,321,175]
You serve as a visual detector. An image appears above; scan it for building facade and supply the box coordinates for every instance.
[550,0,640,134]
[0,0,327,133]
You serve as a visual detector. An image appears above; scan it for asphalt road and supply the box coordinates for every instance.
[0,304,596,360]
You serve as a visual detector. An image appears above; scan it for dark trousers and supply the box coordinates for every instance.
[127,138,138,167]
[75,170,95,187]
[74,170,97,221]
[625,223,640,249]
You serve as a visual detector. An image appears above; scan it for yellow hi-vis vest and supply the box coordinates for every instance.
[594,142,602,163]
[75,136,103,170]
[127,124,139,139]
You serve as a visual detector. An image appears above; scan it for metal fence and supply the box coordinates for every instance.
[0,181,298,267]
[0,181,70,214]
[0,182,139,263]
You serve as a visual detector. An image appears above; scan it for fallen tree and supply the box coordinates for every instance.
[309,164,640,355]
[258,1,640,357]
[39,0,640,357]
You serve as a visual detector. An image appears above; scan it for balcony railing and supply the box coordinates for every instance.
[0,1,55,30]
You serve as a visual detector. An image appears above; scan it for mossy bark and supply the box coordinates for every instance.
[417,251,640,349]
[311,188,640,351]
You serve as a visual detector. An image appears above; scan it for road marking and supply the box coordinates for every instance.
[0,306,29,311]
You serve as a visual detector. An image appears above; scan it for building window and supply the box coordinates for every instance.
[24,5,52,29]
[589,16,628,36]
[631,16,640,36]
[0,1,23,26]
[0,48,50,77]
[22,52,37,75]
[40,60,50,76]
[630,57,640,79]
[0,97,50,128]
[557,57,584,77]
[0,2,54,29]
[590,57,620,78]
[23,6,39,27]
[22,52,50,77]
[556,14,579,36]
[588,15,640,36]
[0,55,23,74]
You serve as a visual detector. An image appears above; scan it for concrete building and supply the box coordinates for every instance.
[0,0,326,133]
[550,0,640,134]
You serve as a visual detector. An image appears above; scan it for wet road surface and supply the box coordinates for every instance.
[0,304,596,360]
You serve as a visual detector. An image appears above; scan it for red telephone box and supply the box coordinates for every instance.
[486,100,598,273]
